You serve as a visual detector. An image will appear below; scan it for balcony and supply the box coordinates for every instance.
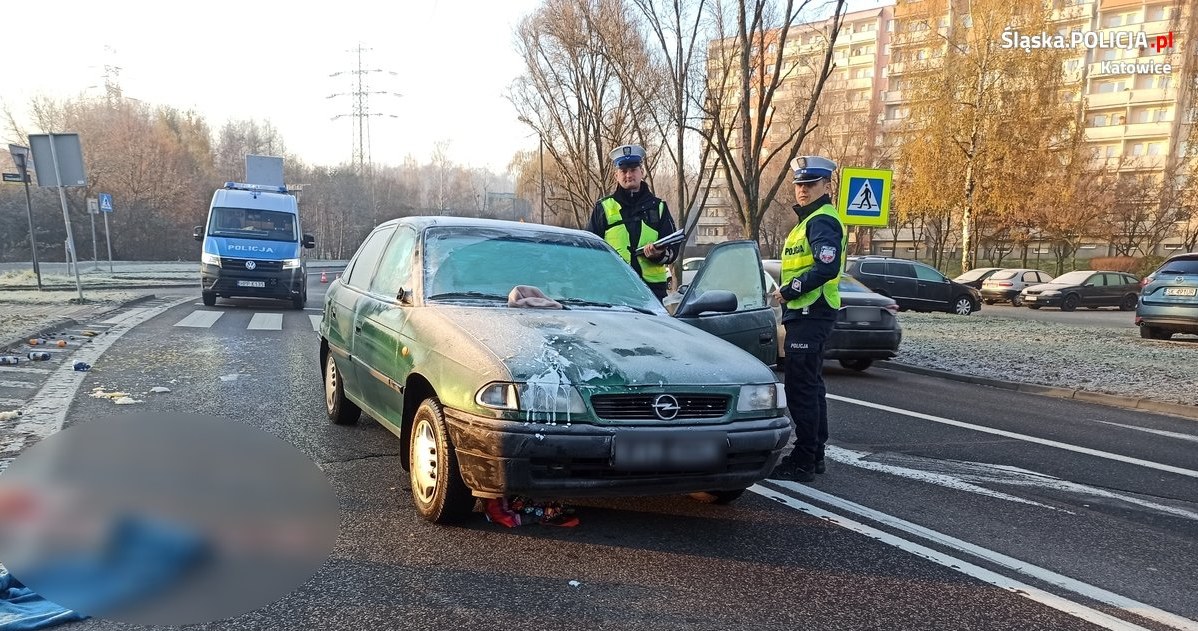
[1123,121,1173,139]
[884,90,905,103]
[1128,88,1172,105]
[847,54,875,66]
[1083,125,1127,142]
[1085,91,1131,108]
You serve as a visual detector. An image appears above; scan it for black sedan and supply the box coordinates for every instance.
[1019,270,1141,311]
[761,261,902,371]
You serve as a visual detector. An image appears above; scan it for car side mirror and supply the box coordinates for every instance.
[676,289,738,317]
[397,287,412,305]
[303,233,315,249]
[193,226,203,242]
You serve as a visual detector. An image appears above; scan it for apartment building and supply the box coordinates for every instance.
[700,0,1197,261]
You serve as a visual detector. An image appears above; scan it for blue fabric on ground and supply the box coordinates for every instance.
[0,572,88,631]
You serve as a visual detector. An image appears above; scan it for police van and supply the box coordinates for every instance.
[193,182,315,309]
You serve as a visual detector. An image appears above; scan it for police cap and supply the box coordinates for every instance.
[610,144,646,169]
[791,155,837,183]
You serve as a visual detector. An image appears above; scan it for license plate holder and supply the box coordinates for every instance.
[1025,295,1037,301]
[612,431,727,472]
[237,280,266,288]
[1164,287,1196,297]
[844,306,881,322]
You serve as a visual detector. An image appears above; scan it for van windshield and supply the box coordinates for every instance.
[207,207,297,242]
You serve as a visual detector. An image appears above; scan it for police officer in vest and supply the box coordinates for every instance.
[769,156,848,483]
[587,144,679,302]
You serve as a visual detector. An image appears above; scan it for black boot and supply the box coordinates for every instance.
[769,457,815,483]
[815,459,826,474]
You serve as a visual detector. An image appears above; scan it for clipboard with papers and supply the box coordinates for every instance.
[636,229,685,256]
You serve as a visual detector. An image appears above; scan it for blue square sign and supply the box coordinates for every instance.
[99,193,113,213]
[845,178,883,217]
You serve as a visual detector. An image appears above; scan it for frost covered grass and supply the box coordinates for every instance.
[894,311,1198,406]
[0,269,195,288]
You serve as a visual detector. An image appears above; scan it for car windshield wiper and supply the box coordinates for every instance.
[1157,269,1192,275]
[426,291,508,301]
[557,298,656,315]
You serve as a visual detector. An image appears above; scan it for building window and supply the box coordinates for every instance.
[1145,6,1166,21]
[887,19,895,32]
[1148,143,1163,156]
[1131,142,1145,155]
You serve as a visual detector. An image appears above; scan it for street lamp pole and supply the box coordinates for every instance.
[539,134,545,224]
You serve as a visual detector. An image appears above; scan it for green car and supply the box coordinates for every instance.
[319,217,789,523]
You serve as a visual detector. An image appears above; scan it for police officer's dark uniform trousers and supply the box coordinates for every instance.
[774,192,847,479]
[587,179,678,301]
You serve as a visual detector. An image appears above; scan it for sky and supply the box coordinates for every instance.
[3,0,892,176]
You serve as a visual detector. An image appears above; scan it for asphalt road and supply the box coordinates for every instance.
[972,301,1139,329]
[1,275,1194,630]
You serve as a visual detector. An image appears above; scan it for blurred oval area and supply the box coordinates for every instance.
[0,412,339,626]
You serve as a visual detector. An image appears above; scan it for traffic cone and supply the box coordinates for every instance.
[320,271,328,283]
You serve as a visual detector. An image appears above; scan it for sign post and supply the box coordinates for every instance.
[7,144,42,289]
[30,133,87,302]
[99,193,114,273]
[87,197,100,270]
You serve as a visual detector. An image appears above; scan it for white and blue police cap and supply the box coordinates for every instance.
[610,144,646,169]
[791,156,837,183]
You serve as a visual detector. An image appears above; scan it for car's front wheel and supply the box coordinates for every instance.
[838,358,873,371]
[952,296,975,315]
[202,291,216,307]
[1061,293,1080,311]
[983,299,995,305]
[1010,294,1023,307]
[409,398,473,523]
[690,489,746,505]
[324,353,360,425]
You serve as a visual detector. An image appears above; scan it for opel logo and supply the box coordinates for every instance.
[652,394,680,420]
[245,260,256,270]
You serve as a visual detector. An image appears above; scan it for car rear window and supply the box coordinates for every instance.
[1156,258,1198,276]
[989,270,1018,280]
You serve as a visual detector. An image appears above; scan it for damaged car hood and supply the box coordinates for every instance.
[433,306,774,387]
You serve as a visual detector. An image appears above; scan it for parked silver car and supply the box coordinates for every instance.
[980,268,1055,306]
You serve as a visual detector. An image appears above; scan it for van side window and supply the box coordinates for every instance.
[886,262,916,278]
[913,264,944,282]
[345,227,395,290]
[860,261,884,275]
[370,227,417,298]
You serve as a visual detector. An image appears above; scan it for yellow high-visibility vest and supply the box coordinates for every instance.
[780,203,847,310]
[601,197,668,283]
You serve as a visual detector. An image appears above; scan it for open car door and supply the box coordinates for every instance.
[670,240,777,366]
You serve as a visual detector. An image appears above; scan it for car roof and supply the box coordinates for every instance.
[379,215,600,241]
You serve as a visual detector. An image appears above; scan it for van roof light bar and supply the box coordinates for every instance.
[223,181,288,193]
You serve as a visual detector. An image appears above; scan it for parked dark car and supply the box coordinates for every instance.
[761,260,902,371]
[1136,252,1198,340]
[845,256,982,315]
[980,268,1055,306]
[1019,270,1140,311]
[319,217,790,523]
[952,267,1004,290]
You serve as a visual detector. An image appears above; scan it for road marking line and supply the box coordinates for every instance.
[1097,421,1198,444]
[761,482,1198,630]
[828,394,1198,479]
[0,399,25,408]
[0,380,37,389]
[247,313,283,330]
[8,297,193,451]
[752,484,1169,631]
[308,315,322,332]
[174,310,224,328]
[0,366,53,375]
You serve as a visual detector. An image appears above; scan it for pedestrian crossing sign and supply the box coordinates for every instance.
[837,167,892,227]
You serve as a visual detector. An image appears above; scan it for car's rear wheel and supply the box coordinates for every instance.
[324,353,360,425]
[202,291,216,307]
[410,398,473,523]
[983,298,995,305]
[1028,304,1041,310]
[1061,294,1080,311]
[1119,294,1138,311]
[690,489,746,505]
[952,296,974,315]
[292,291,306,310]
[838,358,873,371]
[1140,325,1173,340]
[1010,294,1023,307]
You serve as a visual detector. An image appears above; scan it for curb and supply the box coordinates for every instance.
[0,294,158,352]
[875,360,1198,421]
[0,283,197,292]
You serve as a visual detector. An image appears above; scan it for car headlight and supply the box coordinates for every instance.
[201,252,221,267]
[1042,290,1060,296]
[738,384,782,412]
[475,381,587,415]
[282,258,302,269]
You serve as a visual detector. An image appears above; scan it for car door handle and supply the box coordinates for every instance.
[760,332,773,343]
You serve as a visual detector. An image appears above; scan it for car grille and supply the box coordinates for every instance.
[529,451,770,478]
[590,394,729,420]
[221,257,283,272]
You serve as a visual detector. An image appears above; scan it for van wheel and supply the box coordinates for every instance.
[202,292,216,307]
[292,293,306,310]
[324,353,360,425]
[409,398,473,523]
[690,489,746,505]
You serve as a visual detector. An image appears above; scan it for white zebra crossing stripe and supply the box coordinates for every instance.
[309,315,322,332]
[175,310,224,328]
[0,380,38,389]
[0,398,25,408]
[0,366,53,375]
[247,313,283,330]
